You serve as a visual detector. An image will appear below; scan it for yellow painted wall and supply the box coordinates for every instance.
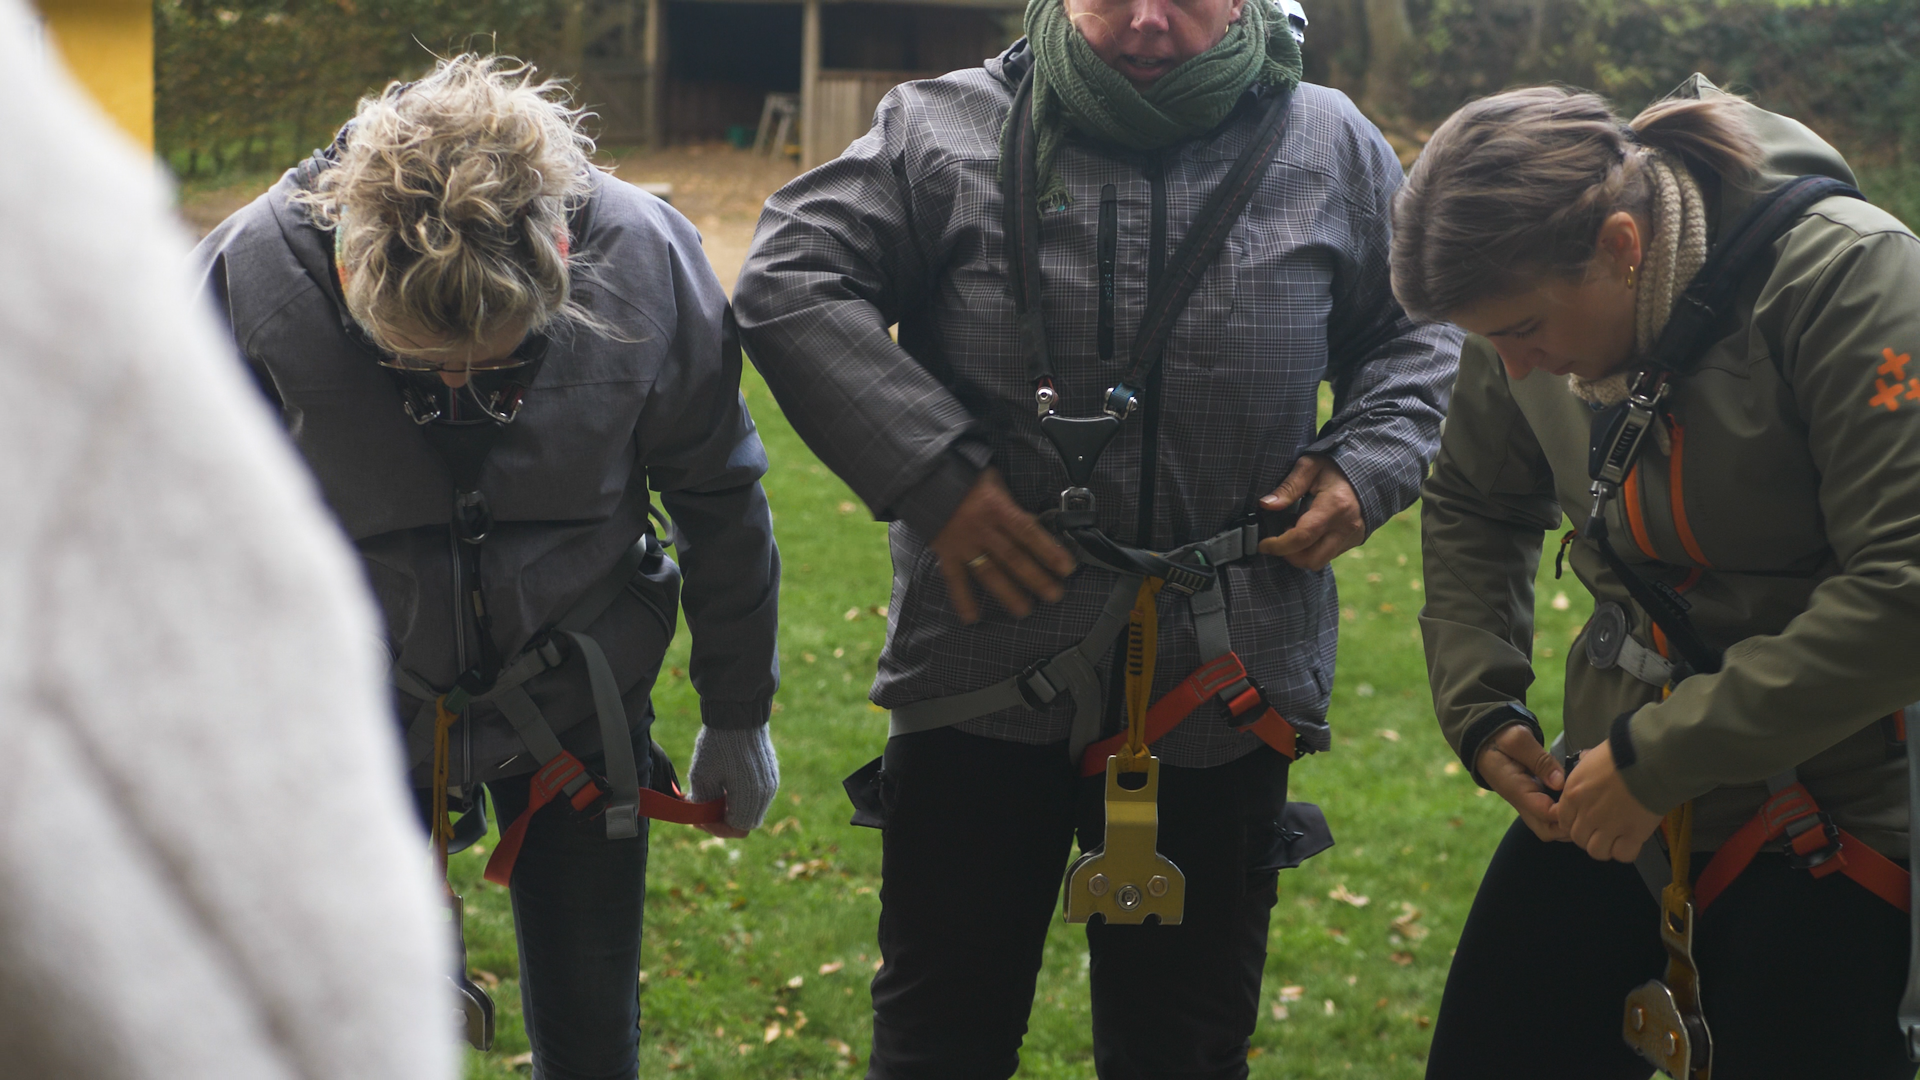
[38,0,153,149]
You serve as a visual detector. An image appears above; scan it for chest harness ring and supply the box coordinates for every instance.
[1575,176,1920,1079]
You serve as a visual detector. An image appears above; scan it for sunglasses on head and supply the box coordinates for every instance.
[371,331,548,377]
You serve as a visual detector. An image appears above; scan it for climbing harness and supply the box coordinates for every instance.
[327,240,727,1050]
[847,67,1335,923]
[1574,175,1920,1077]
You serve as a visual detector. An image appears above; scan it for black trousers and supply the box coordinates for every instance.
[420,734,653,1080]
[1427,819,1914,1080]
[867,726,1292,1080]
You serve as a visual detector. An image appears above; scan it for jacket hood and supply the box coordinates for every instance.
[986,36,1032,89]
[1669,73,1858,230]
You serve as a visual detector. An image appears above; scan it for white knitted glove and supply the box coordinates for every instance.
[686,725,780,833]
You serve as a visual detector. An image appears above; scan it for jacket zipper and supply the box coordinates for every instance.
[447,520,470,786]
[1108,157,1169,735]
[1135,154,1167,547]
[1098,183,1117,365]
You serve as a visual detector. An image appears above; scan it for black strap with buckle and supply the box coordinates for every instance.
[1584,176,1864,687]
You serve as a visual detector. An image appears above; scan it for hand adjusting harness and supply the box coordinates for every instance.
[885,72,1308,926]
[329,240,724,1051]
[1574,175,1920,1077]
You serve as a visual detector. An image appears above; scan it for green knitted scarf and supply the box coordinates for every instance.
[1010,0,1303,210]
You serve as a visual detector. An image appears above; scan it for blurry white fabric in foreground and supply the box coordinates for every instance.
[0,1,453,1077]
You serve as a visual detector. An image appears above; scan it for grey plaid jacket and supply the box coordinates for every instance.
[736,41,1459,766]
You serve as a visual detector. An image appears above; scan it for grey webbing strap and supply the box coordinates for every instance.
[1616,634,1674,689]
[1189,583,1255,708]
[1189,582,1232,671]
[886,574,1142,758]
[558,538,650,634]
[397,640,566,767]
[559,630,642,839]
[1899,703,1920,1060]
[492,688,593,800]
[1188,521,1261,567]
[881,521,1267,750]
[1068,521,1260,586]
[493,689,573,773]
[394,664,444,764]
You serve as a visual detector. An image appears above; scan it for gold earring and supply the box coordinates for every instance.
[1625,264,1638,290]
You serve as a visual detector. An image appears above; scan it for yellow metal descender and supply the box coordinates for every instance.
[1065,579,1186,925]
[1624,801,1712,1079]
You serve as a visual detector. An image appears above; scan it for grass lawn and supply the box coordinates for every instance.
[452,376,1593,1078]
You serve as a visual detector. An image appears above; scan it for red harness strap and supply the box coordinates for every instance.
[1693,779,1909,913]
[1078,651,1297,777]
[483,753,727,886]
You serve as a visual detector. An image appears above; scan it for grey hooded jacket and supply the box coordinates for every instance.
[736,41,1459,767]
[192,164,780,783]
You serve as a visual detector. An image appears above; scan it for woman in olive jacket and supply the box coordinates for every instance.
[1397,78,1919,1078]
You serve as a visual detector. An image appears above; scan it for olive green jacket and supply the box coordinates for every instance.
[1421,76,1920,856]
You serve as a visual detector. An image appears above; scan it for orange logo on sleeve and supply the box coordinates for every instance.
[1870,348,1918,412]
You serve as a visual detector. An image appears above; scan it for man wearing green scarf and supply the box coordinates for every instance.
[738,1,1461,1075]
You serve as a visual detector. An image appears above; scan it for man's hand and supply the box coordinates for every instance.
[1475,724,1569,842]
[1559,739,1664,862]
[1256,454,1367,570]
[929,468,1076,623]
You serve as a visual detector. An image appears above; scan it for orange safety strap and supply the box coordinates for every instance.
[1079,650,1297,776]
[1694,777,1911,914]
[1666,422,1712,568]
[483,752,604,886]
[483,753,727,887]
[1622,462,1660,562]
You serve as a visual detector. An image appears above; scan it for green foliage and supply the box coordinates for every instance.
[451,372,1591,1078]
[1400,0,1919,221]
[1405,0,1917,124]
[155,0,564,179]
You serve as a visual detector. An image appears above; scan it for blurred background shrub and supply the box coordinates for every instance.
[155,0,1916,239]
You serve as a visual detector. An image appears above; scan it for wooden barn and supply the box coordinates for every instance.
[578,0,1021,166]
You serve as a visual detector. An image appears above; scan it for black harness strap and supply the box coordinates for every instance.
[1585,175,1863,682]
[1001,69,1295,417]
[1644,176,1862,377]
[1110,87,1292,416]
[1003,70,1055,395]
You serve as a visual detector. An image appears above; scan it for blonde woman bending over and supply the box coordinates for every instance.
[193,55,783,1078]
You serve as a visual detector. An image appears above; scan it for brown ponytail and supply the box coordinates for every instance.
[1391,85,1762,321]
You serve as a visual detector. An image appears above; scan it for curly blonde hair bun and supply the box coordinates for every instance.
[295,54,598,356]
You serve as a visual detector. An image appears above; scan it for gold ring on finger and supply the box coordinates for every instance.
[966,554,992,571]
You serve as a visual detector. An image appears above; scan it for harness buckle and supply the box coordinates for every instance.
[1015,658,1066,710]
[1226,679,1265,719]
[1159,562,1212,596]
[401,386,443,425]
[1103,383,1140,419]
[1047,488,1098,530]
[454,489,493,544]
[1784,810,1844,872]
